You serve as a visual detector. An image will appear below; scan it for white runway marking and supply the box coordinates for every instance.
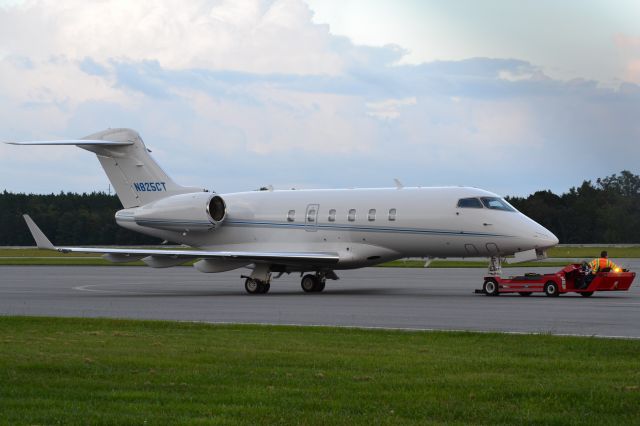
[72,284,183,296]
[72,284,114,293]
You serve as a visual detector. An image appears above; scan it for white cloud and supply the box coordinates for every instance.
[366,97,417,120]
[0,0,638,198]
[0,0,343,75]
[615,34,640,83]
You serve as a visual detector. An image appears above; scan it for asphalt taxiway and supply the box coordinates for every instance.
[1,265,638,338]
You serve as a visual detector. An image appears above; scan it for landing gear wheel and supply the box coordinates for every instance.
[518,292,532,297]
[483,279,499,296]
[544,281,560,297]
[258,282,270,294]
[301,274,318,293]
[315,281,326,292]
[580,291,594,297]
[245,278,260,294]
[245,279,270,294]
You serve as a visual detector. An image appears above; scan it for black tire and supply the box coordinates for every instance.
[258,282,270,294]
[580,291,594,297]
[245,278,260,294]
[483,279,499,296]
[518,292,532,297]
[315,281,326,292]
[301,274,317,293]
[544,281,560,297]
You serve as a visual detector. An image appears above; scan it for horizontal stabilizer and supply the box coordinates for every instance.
[5,139,133,146]
[6,128,204,208]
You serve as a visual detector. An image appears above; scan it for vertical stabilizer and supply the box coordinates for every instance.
[79,129,204,207]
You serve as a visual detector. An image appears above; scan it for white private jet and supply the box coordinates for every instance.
[7,128,559,294]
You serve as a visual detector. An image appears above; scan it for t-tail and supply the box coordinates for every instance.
[6,128,205,208]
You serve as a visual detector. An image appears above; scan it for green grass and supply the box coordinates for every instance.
[0,317,638,425]
[548,246,640,258]
[0,257,145,266]
[426,260,571,268]
[0,248,96,257]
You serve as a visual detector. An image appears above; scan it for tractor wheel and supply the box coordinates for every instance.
[483,279,499,296]
[544,281,560,297]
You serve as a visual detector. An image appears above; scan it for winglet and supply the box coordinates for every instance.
[23,214,56,250]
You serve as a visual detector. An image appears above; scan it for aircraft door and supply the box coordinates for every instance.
[305,204,319,232]
[464,244,479,256]
[486,243,500,256]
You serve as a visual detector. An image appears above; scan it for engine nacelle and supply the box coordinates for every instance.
[131,192,226,232]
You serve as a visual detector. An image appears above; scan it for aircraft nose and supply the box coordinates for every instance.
[536,230,559,247]
[528,224,559,248]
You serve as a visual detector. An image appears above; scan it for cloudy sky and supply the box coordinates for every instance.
[0,0,638,197]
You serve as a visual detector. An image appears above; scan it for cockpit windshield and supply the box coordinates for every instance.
[457,197,483,208]
[457,196,516,212]
[480,197,515,212]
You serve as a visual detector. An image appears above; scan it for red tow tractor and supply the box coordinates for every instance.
[480,264,636,297]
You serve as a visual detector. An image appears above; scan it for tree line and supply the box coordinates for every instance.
[1,170,639,245]
[0,191,157,246]
[506,170,640,244]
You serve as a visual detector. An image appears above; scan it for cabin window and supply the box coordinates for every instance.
[328,209,336,222]
[457,197,483,208]
[368,209,376,221]
[481,197,515,212]
[388,208,397,221]
[307,208,317,222]
[348,209,356,222]
[287,209,295,222]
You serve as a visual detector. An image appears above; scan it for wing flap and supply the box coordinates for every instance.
[59,246,339,265]
[23,215,339,265]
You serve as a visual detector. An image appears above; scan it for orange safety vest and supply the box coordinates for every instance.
[589,258,617,272]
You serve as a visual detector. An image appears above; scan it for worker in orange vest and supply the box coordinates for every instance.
[577,250,622,288]
[582,250,622,288]
[588,250,622,273]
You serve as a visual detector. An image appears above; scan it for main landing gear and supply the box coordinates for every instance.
[300,274,326,293]
[242,268,337,294]
[244,278,271,294]
[243,263,272,294]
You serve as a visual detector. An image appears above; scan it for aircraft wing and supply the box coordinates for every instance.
[23,215,339,265]
[5,139,133,146]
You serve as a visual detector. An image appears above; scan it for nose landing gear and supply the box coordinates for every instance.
[488,256,503,276]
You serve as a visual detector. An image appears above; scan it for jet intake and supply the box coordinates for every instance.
[130,192,226,232]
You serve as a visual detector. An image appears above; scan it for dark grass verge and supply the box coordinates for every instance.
[380,260,570,268]
[0,316,639,425]
[548,246,640,258]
